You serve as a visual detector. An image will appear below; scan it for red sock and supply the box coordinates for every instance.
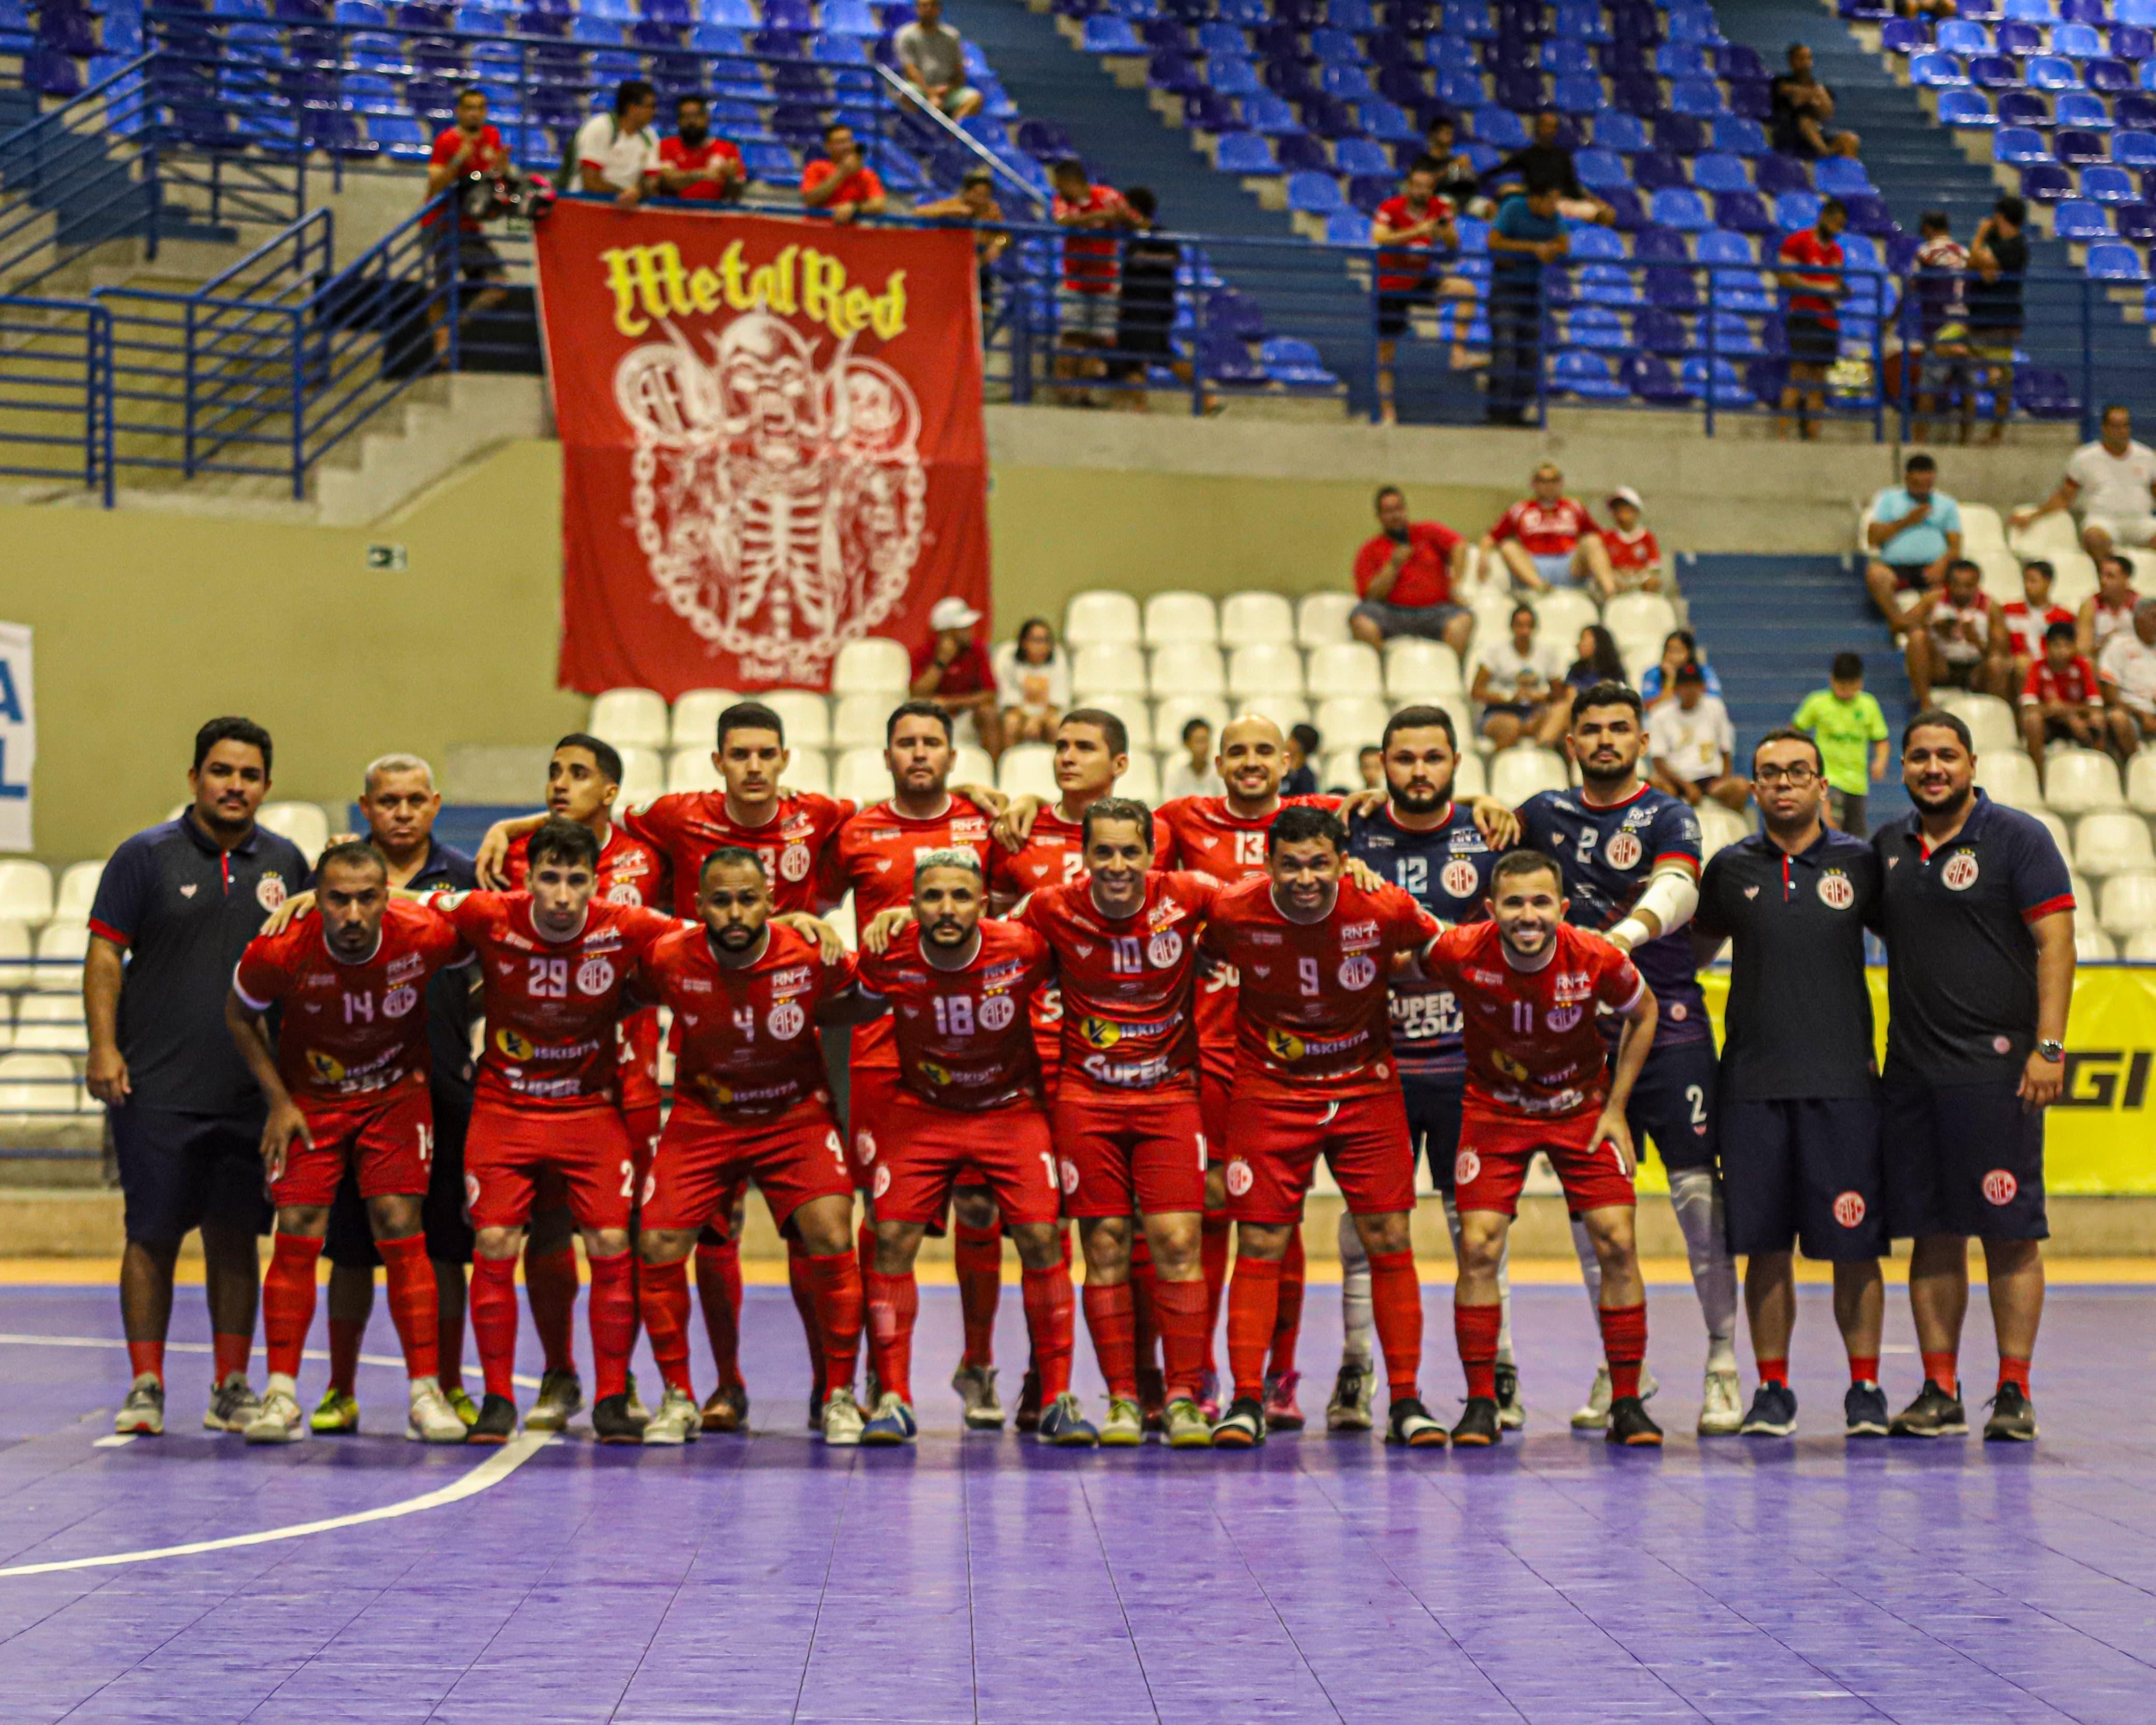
[787,1239,827,1401]
[1129,1235,1160,1381]
[865,1269,919,1405]
[524,1242,579,1376]
[126,1339,164,1384]
[328,1318,364,1395]
[1200,1211,1231,1377]
[953,1223,1003,1369]
[586,1251,636,1402]
[1367,1248,1423,1404]
[1848,1354,1879,1386]
[1454,1300,1501,1402]
[1152,1277,1208,1403]
[261,1233,324,1381]
[1020,1263,1076,1400]
[1082,1280,1139,1399]
[856,1218,876,1291]
[805,1249,864,1394]
[1998,1355,2031,1395]
[1921,1349,1958,1391]
[641,1255,696,1396]
[469,1255,520,1402]
[437,1266,465,1392]
[1756,1356,1789,1390]
[379,1235,439,1381]
[1225,1256,1282,1404]
[1599,1302,1649,1401]
[694,1237,745,1391]
[1269,1227,1305,1379]
[212,1329,252,1384]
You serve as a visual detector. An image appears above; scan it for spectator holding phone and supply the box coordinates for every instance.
[423,86,510,355]
[801,122,887,223]
[1862,453,1963,633]
[1350,484,1472,655]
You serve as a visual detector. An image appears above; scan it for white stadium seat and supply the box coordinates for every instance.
[1469,588,1519,647]
[2042,748,2124,815]
[12,994,86,1054]
[1531,588,1600,646]
[1143,591,1219,645]
[588,687,671,750]
[1218,591,1295,648]
[1227,642,1303,698]
[1974,750,2044,809]
[759,690,831,750]
[0,920,29,993]
[666,749,726,794]
[1296,591,1361,647]
[2124,928,2156,960]
[1488,745,1569,804]
[0,1051,77,1114]
[2047,548,2099,610]
[2099,870,2156,938]
[1117,753,1162,803]
[1621,643,1662,690]
[1697,802,1751,861]
[2030,808,2073,858]
[1306,642,1383,699]
[782,749,831,797]
[998,743,1059,799]
[1938,692,2017,757]
[1960,503,2007,552]
[833,747,889,805]
[1075,690,1153,752]
[1383,639,1464,699]
[1973,549,2022,607]
[831,638,912,697]
[2078,926,2119,962]
[668,688,739,750]
[952,746,996,790]
[0,860,52,927]
[256,802,332,865]
[2069,870,2095,916]
[831,694,891,751]
[2007,506,2079,561]
[1153,695,1228,750]
[1451,751,1488,799]
[1602,591,1677,653]
[1065,590,1142,647]
[32,918,86,993]
[54,862,102,921]
[2128,752,2156,816]
[1153,643,1229,698]
[1239,692,1311,733]
[616,747,665,805]
[1321,749,1370,791]
[1315,696,1392,750]
[2075,811,2156,878]
[1073,642,1151,698]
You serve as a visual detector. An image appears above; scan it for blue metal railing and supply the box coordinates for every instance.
[0,292,112,501]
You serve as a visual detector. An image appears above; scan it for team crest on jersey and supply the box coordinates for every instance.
[1266,1027,1307,1062]
[1441,858,1481,898]
[1079,1017,1122,1050]
[779,842,813,882]
[306,1050,347,1084]
[1147,930,1183,968]
[384,985,418,1018]
[576,957,616,995]
[496,1027,536,1060]
[1941,852,1979,891]
[768,1001,806,1039]
[1547,1004,1582,1032]
[606,882,644,907]
[1604,832,1642,870]
[257,872,288,911]
[1338,955,1379,991]
[979,995,1017,1031]
[1817,871,1856,910]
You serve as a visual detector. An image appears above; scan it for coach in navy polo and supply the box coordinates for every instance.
[85,717,313,1439]
[1694,727,1887,1442]
[1873,707,2075,1444]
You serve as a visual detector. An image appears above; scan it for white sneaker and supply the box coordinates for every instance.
[641,1387,703,1446]
[406,1377,469,1444]
[243,1384,306,1445]
[821,1387,866,1447]
[206,1371,262,1433]
[115,1374,164,1436]
[1697,1367,1743,1436]
[1572,1361,1658,1431]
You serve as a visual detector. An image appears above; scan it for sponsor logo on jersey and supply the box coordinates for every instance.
[1818,870,1856,910]
[1266,1026,1306,1062]
[1079,1016,1122,1050]
[921,1059,952,1086]
[771,966,813,991]
[1941,851,1980,891]
[495,1027,535,1060]
[306,1050,347,1084]
[387,952,426,983]
[1079,1050,1175,1087]
[1494,1049,1529,1082]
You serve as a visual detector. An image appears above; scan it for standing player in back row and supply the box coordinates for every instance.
[1518,681,1743,1435]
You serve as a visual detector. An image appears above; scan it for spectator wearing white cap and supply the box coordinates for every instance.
[911,596,1004,756]
[2100,593,2156,756]
[1599,486,1663,593]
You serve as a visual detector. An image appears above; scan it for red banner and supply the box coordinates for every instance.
[535,200,989,696]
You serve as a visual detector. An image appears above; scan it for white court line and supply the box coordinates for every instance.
[0,1433,555,1578]
[0,1333,541,1389]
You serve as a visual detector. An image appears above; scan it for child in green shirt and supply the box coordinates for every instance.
[1792,652,1890,837]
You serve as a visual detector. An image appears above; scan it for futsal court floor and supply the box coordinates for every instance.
[1,1268,2152,1724]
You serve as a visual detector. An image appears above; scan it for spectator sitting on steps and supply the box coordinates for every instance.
[1350,484,1473,656]
[2018,620,2106,767]
[1905,557,2007,708]
[895,0,984,122]
[1770,44,1861,161]
[1482,462,1617,597]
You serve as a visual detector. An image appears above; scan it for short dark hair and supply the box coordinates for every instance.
[1382,703,1457,750]
[1081,796,1155,850]
[1406,152,1441,177]
[1511,602,1537,627]
[2102,400,2131,423]
[527,816,602,873]
[1374,484,1403,508]
[1358,743,1383,760]
[315,839,388,881]
[614,78,655,115]
[1491,847,1563,891]
[1052,155,1086,181]
[2025,558,2055,584]
[886,698,952,744]
[1820,195,1848,220]
[1830,650,1865,682]
[1572,680,1643,724]
[717,700,785,747]
[1947,557,1980,580]
[1267,803,1348,855]
[1290,722,1322,753]
[822,119,855,142]
[1123,185,1157,220]
[1995,193,2026,225]
[2044,619,2078,645]
[1903,708,1974,752]
[1905,453,1936,476]
[699,844,766,885]
[554,731,623,785]
[1060,706,1129,758]
[193,716,273,774]
[1751,727,1823,774]
[457,84,485,103]
[1180,714,1213,744]
[675,92,707,112]
[1920,208,1949,234]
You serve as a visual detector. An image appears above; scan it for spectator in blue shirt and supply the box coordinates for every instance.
[1484,180,1566,426]
[1638,628,1725,709]
[1864,453,1964,634]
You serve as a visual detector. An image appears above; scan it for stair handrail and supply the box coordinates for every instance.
[0,53,157,288]
[871,63,1047,214]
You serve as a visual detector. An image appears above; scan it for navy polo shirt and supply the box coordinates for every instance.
[401,837,479,1098]
[1873,791,2075,1083]
[89,811,313,1115]
[1696,827,1881,1102]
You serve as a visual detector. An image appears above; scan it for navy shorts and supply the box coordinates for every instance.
[1403,1076,1465,1193]
[323,1082,474,1269]
[1881,1065,2048,1242]
[109,1107,271,1247]
[1721,1094,1885,1260]
[1620,1037,1719,1173]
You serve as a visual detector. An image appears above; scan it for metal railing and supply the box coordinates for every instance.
[0,292,112,500]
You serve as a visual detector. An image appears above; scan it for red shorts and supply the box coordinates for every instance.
[642,1097,853,1236]
[464,1100,638,1233]
[274,1084,434,1209]
[618,1007,662,1119]
[847,1058,902,1190]
[1454,1098,1635,1218]
[870,1088,1060,1231]
[1198,1059,1232,1168]
[1222,1082,1416,1225]
[1051,1078,1208,1218]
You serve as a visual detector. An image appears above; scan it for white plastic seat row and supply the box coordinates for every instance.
[0,1050,89,1114]
[2097,870,2156,939]
[1067,589,1368,651]
[2074,811,2156,878]
[1935,691,2019,758]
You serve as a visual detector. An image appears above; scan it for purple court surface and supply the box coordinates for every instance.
[1,1280,2151,1724]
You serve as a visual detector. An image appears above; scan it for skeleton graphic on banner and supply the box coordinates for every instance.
[614,309,927,686]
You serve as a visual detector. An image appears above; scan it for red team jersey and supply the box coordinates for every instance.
[1200,875,1440,1095]
[504,823,667,909]
[232,901,467,1105]
[857,921,1054,1111]
[425,890,676,1109]
[2022,655,2102,708]
[1371,193,1454,293]
[988,802,1091,1087]
[1018,871,1222,1094]
[636,921,857,1119]
[621,789,853,917]
[1490,497,1595,558]
[1602,525,1660,577]
[2001,600,2077,664]
[1423,922,1646,1119]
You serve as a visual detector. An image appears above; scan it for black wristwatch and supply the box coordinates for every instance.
[2036,1040,2065,1064]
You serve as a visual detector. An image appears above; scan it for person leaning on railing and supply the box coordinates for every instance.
[800,121,888,223]
[914,167,1008,311]
[657,93,745,204]
[573,79,661,208]
[422,86,510,356]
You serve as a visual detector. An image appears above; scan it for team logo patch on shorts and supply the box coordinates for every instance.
[642,1171,657,1205]
[463,1172,480,1211]
[1455,1149,1481,1186]
[1225,1160,1254,1197]
[856,1129,877,1165]
[872,1164,891,1199]
[1983,1168,2019,1206]
[1817,871,1855,910]
[1941,853,1980,892]
[1058,1157,1080,1196]
[1833,1190,1866,1228]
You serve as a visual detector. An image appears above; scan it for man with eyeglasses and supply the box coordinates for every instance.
[1693,730,1888,1440]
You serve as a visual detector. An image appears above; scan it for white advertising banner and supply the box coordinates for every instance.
[0,624,33,853]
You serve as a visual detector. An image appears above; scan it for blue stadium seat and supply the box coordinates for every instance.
[1667,77,1725,117]
[1593,111,1649,152]
[2054,21,2103,56]
[1286,170,1346,211]
[1325,209,1371,245]
[1260,338,1337,388]
[1910,51,1968,89]
[2056,128,2110,165]
[1994,125,2052,165]
[2029,57,2083,93]
[2124,0,2156,25]
[1555,350,1628,399]
[2118,24,2156,58]
[2089,58,2134,97]
[1775,190,1823,229]
[2115,129,2156,167]
[1713,116,1768,155]
[1651,187,1711,230]
[1972,54,2024,90]
[2088,240,2149,279]
[1309,25,1358,62]
[1938,88,1997,126]
[1427,34,1479,73]
[2082,163,2138,200]
[1552,73,1602,114]
[2022,161,2075,200]
[1813,157,1873,194]
[1359,98,1416,140]
[1937,19,1990,52]
[2055,198,2113,238]
[1571,147,1627,192]
[1703,310,1762,357]
[1682,354,1751,406]
[2056,91,2112,132]
[1754,153,1812,195]
[1689,152,1751,194]
[1627,352,1693,404]
[1567,223,1626,263]
[1242,93,1299,133]
[1543,39,1596,76]
[1472,105,1528,149]
[2119,201,2156,241]
[1998,90,2052,127]
[1577,263,1641,305]
[1214,131,1275,172]
[1084,15,1141,50]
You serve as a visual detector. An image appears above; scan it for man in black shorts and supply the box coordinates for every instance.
[1874,709,2075,1442]
[1694,728,1887,1439]
[1775,196,1848,441]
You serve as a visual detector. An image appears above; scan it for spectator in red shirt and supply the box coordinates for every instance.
[657,95,744,203]
[1350,485,1472,655]
[1480,462,1618,597]
[423,87,510,356]
[2019,619,2105,761]
[800,122,887,222]
[1999,559,2074,690]
[1369,157,1483,423]
[1050,157,1133,405]
[1600,486,1663,594]
[1775,196,1849,442]
[911,597,1004,756]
